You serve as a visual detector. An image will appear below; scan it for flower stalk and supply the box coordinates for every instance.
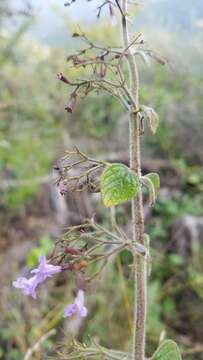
[120,1,147,359]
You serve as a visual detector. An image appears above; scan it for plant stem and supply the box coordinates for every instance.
[120,1,147,359]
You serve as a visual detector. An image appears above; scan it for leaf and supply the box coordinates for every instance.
[152,340,182,360]
[140,105,159,134]
[141,172,160,206]
[145,172,160,198]
[26,235,53,268]
[100,164,140,207]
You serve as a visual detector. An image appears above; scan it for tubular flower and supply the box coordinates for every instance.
[12,276,39,299]
[31,255,62,282]
[64,290,88,318]
[13,255,61,299]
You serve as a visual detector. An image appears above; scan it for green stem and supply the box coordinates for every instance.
[121,1,147,359]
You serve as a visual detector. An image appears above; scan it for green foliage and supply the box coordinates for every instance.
[179,161,203,193]
[147,281,164,339]
[26,235,53,268]
[152,340,182,360]
[145,173,160,199]
[141,56,203,160]
[100,164,140,207]
[143,172,160,205]
[0,327,22,359]
[150,194,203,241]
[188,265,203,300]
[168,254,183,267]
[1,26,202,212]
[0,23,124,209]
[71,93,121,139]
[155,194,202,219]
[0,30,68,208]
[162,298,176,317]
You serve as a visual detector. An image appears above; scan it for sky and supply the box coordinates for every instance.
[13,0,203,45]
[14,0,103,44]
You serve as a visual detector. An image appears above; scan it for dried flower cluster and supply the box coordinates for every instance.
[54,147,106,195]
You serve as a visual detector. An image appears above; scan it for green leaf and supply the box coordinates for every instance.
[26,235,53,268]
[152,340,182,360]
[145,172,160,199]
[100,164,140,207]
[168,254,183,266]
[141,105,159,134]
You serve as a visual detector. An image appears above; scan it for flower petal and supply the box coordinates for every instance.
[12,277,27,289]
[13,275,39,299]
[78,306,88,318]
[13,256,62,300]
[64,303,77,317]
[31,256,61,281]
[75,290,85,312]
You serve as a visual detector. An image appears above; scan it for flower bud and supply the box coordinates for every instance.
[65,93,77,113]
[57,72,70,84]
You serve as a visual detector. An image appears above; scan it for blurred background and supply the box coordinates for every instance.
[0,1,203,359]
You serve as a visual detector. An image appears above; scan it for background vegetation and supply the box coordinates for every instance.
[0,1,203,359]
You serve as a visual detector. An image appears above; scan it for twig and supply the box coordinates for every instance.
[24,329,56,360]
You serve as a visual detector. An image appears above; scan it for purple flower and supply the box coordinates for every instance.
[31,255,61,282]
[13,256,62,299]
[64,290,88,318]
[12,276,39,299]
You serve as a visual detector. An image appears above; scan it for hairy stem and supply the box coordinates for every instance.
[121,1,147,359]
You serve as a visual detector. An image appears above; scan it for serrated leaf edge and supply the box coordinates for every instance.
[100,164,140,208]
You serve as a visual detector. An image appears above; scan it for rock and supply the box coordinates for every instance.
[170,215,203,259]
